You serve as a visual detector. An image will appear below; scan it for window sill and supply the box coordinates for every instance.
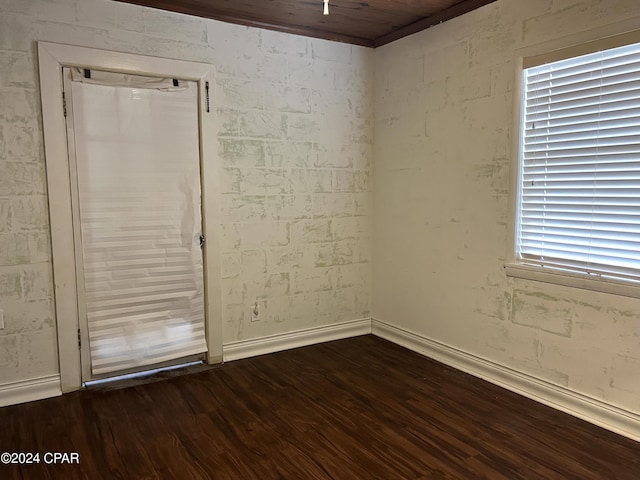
[504,263,640,299]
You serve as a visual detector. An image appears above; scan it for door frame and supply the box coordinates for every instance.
[38,42,223,393]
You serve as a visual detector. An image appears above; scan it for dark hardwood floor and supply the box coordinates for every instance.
[0,335,638,479]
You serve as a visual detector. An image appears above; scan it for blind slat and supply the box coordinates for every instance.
[528,48,640,79]
[526,67,640,96]
[525,97,640,123]
[525,120,640,140]
[524,160,640,173]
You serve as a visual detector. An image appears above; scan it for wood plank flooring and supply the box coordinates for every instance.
[0,335,638,479]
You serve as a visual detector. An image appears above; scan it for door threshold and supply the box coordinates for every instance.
[83,360,215,391]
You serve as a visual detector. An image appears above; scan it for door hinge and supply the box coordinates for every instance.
[77,328,81,348]
[199,234,206,249]
[205,81,210,113]
[62,91,67,117]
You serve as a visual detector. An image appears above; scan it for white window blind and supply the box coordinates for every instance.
[518,41,640,284]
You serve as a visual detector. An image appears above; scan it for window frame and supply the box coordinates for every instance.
[506,26,640,300]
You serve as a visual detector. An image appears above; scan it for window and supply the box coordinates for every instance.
[512,39,640,292]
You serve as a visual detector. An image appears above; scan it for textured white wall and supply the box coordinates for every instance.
[0,0,373,384]
[373,0,640,413]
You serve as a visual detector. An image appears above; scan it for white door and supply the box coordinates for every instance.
[64,68,208,381]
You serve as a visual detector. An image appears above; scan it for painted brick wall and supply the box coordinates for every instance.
[373,0,640,413]
[0,0,373,384]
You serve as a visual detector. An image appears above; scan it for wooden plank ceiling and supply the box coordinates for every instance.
[114,0,498,47]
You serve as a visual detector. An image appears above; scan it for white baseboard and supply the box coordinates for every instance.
[223,318,372,362]
[0,374,62,408]
[372,318,640,443]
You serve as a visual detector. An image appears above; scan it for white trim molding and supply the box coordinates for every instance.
[372,318,640,443]
[223,319,372,362]
[0,375,62,408]
[504,263,640,299]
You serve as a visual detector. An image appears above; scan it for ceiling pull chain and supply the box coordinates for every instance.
[323,0,329,15]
